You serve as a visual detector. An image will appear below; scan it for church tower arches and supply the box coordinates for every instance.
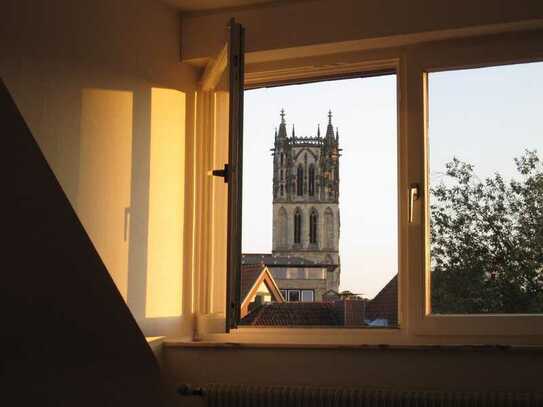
[308,164,315,196]
[324,207,335,250]
[278,206,288,248]
[296,165,304,196]
[309,208,318,245]
[294,207,302,244]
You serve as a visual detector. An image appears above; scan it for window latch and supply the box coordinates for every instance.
[409,183,420,223]
[212,163,229,183]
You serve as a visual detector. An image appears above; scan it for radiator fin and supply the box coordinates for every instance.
[202,384,543,407]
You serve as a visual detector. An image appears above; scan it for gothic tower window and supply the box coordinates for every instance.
[280,184,284,196]
[281,169,284,181]
[308,164,315,196]
[278,207,288,247]
[309,209,318,244]
[294,209,302,244]
[324,207,334,249]
[280,152,284,166]
[296,165,304,196]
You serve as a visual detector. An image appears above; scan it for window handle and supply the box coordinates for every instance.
[409,183,420,223]
[212,163,229,183]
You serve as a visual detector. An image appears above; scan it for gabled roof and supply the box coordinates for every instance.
[240,302,342,326]
[240,264,284,317]
[365,275,398,326]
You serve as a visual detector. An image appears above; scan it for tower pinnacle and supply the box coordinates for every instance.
[277,109,288,139]
[326,110,335,139]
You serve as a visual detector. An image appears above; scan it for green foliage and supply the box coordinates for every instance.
[430,150,543,314]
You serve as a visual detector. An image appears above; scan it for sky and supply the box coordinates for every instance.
[242,61,542,299]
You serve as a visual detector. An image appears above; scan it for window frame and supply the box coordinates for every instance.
[233,57,406,341]
[408,30,543,337]
[193,28,543,346]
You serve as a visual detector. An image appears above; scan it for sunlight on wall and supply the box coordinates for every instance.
[145,88,186,318]
[78,89,133,301]
[209,90,229,314]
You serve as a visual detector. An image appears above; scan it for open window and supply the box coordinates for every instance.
[240,72,399,328]
[194,23,542,344]
[194,19,244,332]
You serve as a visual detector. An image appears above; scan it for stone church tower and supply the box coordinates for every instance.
[271,110,341,296]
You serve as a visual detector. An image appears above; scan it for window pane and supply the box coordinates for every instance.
[428,62,543,314]
[288,290,300,302]
[301,290,314,302]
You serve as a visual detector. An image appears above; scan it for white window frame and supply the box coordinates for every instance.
[192,27,543,346]
[409,29,543,338]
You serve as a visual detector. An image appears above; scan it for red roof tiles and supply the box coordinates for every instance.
[240,302,342,326]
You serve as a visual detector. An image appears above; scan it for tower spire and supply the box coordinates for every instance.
[292,124,295,138]
[317,124,321,138]
[326,109,335,140]
[277,109,287,139]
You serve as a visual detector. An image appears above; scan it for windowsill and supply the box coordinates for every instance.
[146,336,166,344]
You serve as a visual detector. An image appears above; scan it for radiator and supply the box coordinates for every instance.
[179,384,543,407]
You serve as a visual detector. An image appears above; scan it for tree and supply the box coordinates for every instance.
[430,150,543,314]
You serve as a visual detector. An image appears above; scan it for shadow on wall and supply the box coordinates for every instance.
[6,78,166,406]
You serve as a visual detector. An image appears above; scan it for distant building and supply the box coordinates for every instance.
[268,109,341,301]
[240,264,284,318]
[365,275,398,326]
[242,253,335,303]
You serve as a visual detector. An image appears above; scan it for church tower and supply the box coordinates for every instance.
[271,110,341,297]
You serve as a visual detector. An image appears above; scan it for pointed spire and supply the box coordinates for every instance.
[292,124,295,138]
[336,127,339,144]
[277,109,287,139]
[326,109,335,140]
[317,124,321,138]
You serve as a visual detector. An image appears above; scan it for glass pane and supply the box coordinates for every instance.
[428,62,543,314]
[241,74,398,326]
[301,290,314,302]
[288,290,300,302]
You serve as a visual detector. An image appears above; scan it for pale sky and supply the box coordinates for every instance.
[242,61,542,299]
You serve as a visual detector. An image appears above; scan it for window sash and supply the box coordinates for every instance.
[408,30,543,337]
